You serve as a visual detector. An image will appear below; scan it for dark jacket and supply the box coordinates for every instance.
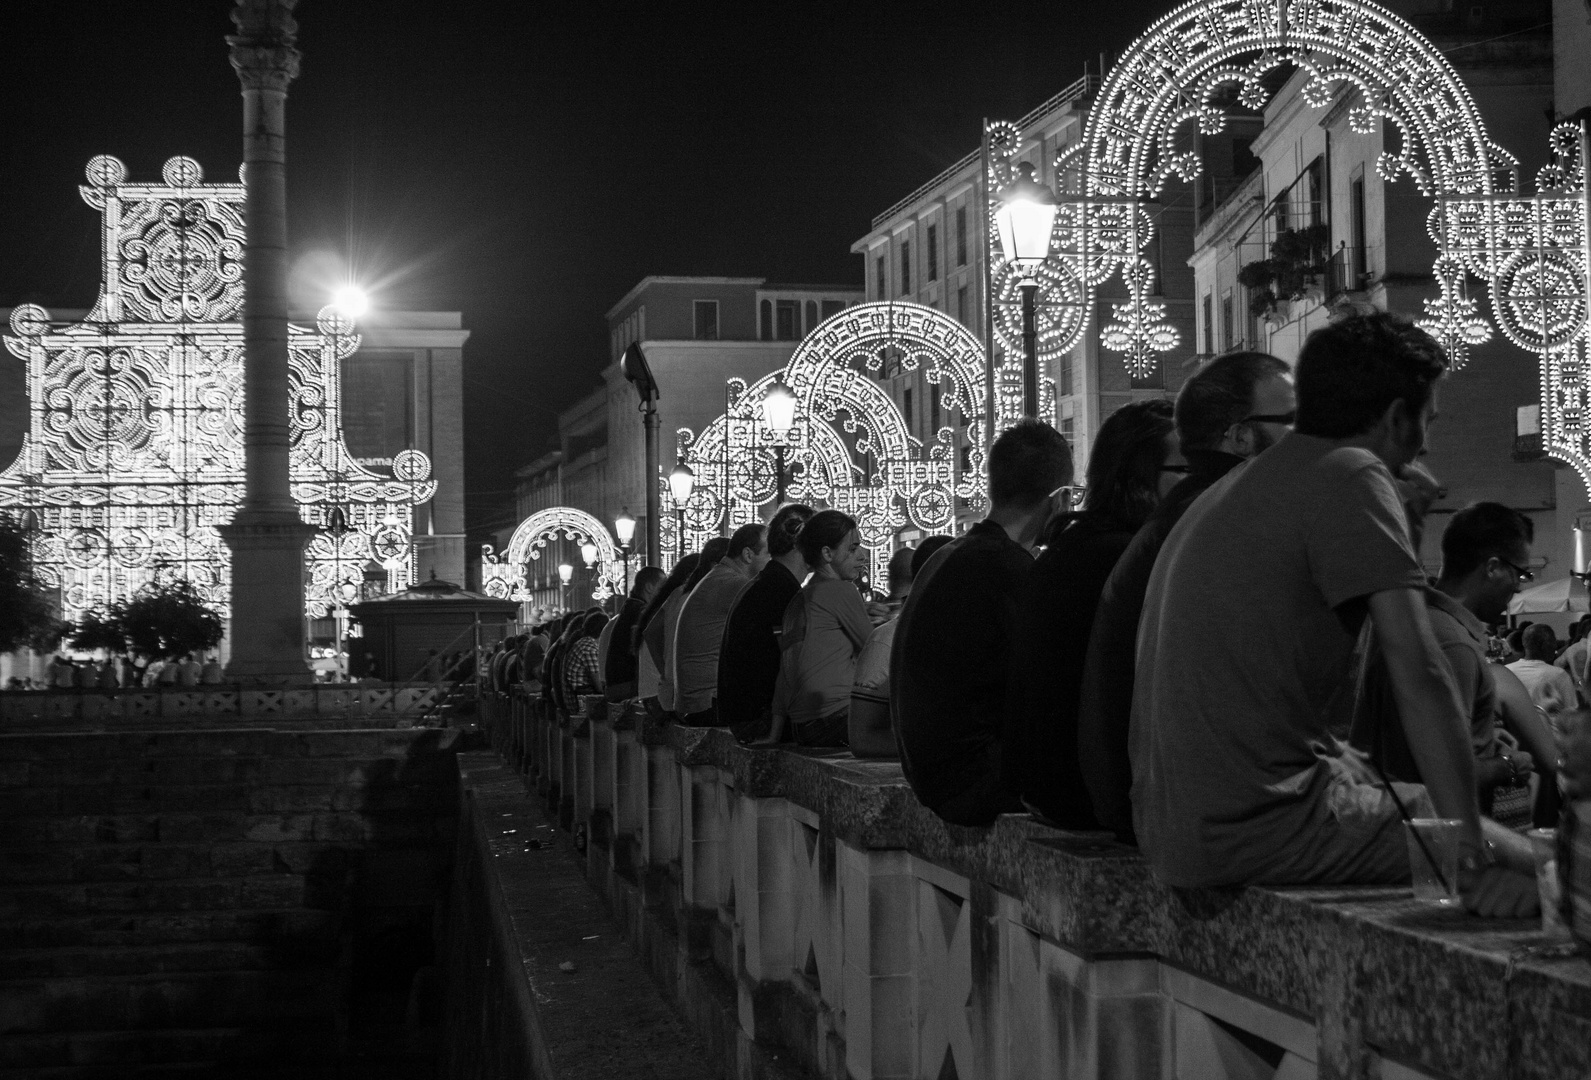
[716,561,801,737]
[1076,449,1244,842]
[604,596,646,700]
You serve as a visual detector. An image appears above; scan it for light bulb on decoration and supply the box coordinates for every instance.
[994,162,1058,280]
[332,285,369,320]
[614,508,636,547]
[339,582,358,603]
[668,462,695,505]
[580,542,598,568]
[760,380,798,439]
[558,563,574,586]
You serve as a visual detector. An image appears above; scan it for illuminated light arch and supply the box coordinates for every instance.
[481,506,622,605]
[667,302,1032,589]
[0,156,435,622]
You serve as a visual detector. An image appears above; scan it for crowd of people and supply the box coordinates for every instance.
[480,310,1591,921]
[3,652,226,690]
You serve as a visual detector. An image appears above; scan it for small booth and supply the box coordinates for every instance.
[349,576,518,682]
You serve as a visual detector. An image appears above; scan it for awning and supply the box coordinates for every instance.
[1506,575,1590,615]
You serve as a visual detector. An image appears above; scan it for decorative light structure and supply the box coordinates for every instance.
[479,506,622,611]
[994,162,1059,416]
[669,301,999,587]
[0,156,434,623]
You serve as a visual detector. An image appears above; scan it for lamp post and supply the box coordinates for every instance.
[558,562,573,613]
[994,161,1059,418]
[614,508,635,598]
[760,380,797,505]
[668,462,695,560]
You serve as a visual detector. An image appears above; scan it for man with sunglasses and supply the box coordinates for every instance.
[1078,350,1293,843]
[1130,312,1537,916]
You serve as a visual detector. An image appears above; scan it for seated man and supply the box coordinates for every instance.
[674,522,769,726]
[893,420,1072,827]
[717,504,814,739]
[1352,502,1540,804]
[1130,312,1534,914]
[850,537,951,757]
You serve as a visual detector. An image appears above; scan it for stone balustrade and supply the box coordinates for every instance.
[0,683,448,726]
[477,691,1591,1080]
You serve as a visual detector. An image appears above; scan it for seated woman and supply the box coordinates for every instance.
[1006,399,1178,828]
[767,510,876,749]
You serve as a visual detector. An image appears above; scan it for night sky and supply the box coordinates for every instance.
[2,0,1174,542]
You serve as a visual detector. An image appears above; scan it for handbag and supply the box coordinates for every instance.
[1486,730,1534,830]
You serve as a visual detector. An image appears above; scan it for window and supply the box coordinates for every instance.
[957,285,968,326]
[930,384,942,432]
[805,301,817,332]
[904,387,914,435]
[1059,353,1073,397]
[927,224,939,282]
[693,300,719,341]
[776,300,798,341]
[959,443,971,473]
[901,241,912,294]
[1060,415,1075,456]
[1351,174,1367,282]
[1221,294,1233,352]
[955,206,968,266]
[1201,294,1213,354]
[760,299,773,342]
[876,255,886,300]
[821,299,844,319]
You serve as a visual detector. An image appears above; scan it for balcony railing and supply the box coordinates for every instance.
[1324,245,1369,297]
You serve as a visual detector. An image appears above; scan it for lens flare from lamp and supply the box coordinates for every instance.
[668,462,695,505]
[332,285,369,319]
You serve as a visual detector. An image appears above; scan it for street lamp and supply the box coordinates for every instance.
[558,562,573,613]
[614,508,636,597]
[668,462,695,558]
[761,379,798,504]
[332,284,369,320]
[994,161,1059,418]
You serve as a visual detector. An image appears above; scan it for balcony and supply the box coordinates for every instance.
[1324,244,1370,299]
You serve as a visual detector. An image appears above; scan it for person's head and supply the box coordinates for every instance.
[798,510,863,581]
[631,565,665,603]
[1572,620,1587,646]
[581,610,608,639]
[1506,626,1527,654]
[1295,311,1447,469]
[910,534,954,578]
[727,522,770,576]
[1175,351,1294,457]
[767,503,815,568]
[885,545,916,599]
[1524,623,1558,662]
[685,537,731,591]
[1438,502,1534,624]
[988,420,1074,514]
[1079,399,1177,531]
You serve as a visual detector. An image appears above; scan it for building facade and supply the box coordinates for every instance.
[1186,13,1566,575]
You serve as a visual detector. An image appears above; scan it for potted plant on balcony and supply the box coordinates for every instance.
[1238,222,1331,323]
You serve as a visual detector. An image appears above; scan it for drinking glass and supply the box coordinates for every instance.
[1404,818,1462,906]
[1528,827,1571,941]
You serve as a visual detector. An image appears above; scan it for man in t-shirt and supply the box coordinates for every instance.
[717,504,814,740]
[674,522,770,725]
[1078,350,1293,842]
[894,420,1073,827]
[1131,312,1535,915]
[1509,624,1580,715]
[1555,616,1591,696]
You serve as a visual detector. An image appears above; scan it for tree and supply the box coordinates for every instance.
[105,578,225,663]
[0,515,65,653]
[69,608,127,655]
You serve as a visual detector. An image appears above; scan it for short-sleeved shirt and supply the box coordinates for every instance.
[773,576,873,724]
[1507,658,1579,715]
[657,589,689,712]
[894,520,1033,825]
[1351,587,1497,782]
[1129,433,1427,888]
[716,561,802,730]
[673,562,751,715]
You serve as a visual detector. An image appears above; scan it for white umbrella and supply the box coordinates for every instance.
[1506,575,1590,615]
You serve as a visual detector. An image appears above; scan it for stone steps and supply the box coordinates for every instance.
[0,941,332,980]
[0,968,340,1035]
[0,841,351,885]
[0,906,340,951]
[0,1024,337,1072]
[0,872,320,920]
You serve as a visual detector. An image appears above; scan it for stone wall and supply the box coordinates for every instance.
[479,692,1591,1080]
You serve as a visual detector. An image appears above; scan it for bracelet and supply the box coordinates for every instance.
[1458,837,1499,877]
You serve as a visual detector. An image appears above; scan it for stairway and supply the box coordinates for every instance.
[0,726,458,1078]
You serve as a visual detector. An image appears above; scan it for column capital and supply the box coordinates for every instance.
[227,0,301,93]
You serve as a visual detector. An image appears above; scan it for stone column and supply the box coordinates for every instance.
[219,0,316,682]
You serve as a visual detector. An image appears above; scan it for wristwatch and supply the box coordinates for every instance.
[1458,837,1499,877]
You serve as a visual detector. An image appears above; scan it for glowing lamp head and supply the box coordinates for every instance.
[558,563,574,586]
[994,162,1059,276]
[614,508,636,546]
[338,582,358,603]
[668,462,695,505]
[580,542,598,568]
[761,380,798,438]
[332,285,369,320]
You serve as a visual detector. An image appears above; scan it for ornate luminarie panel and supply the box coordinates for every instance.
[481,506,622,605]
[666,303,994,590]
[0,156,435,622]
